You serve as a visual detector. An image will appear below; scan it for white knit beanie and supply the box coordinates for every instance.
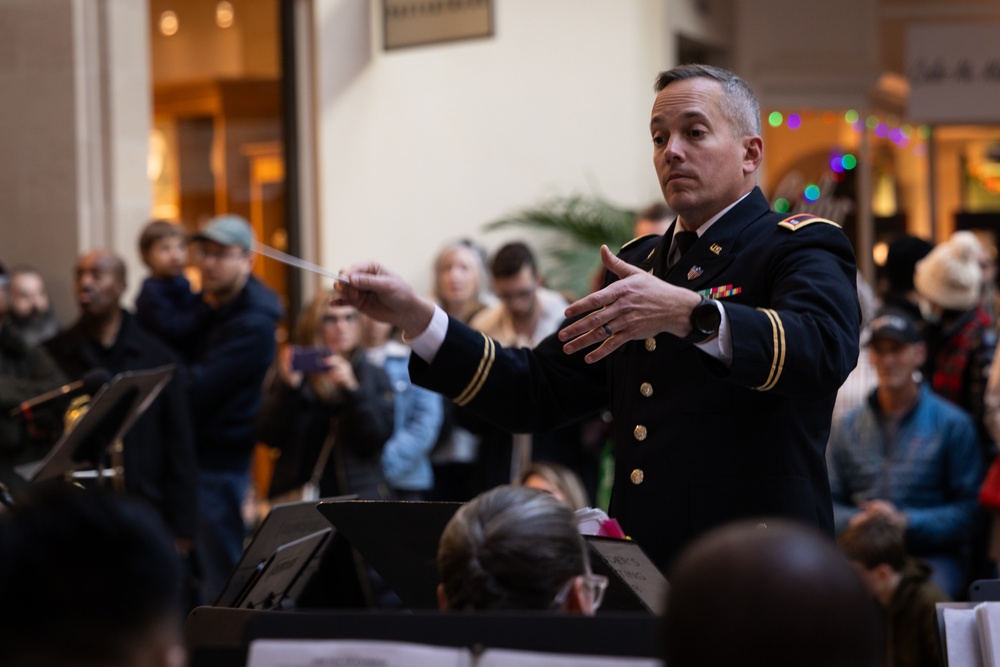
[913,231,983,311]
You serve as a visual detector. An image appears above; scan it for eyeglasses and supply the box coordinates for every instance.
[497,287,536,302]
[193,247,246,261]
[553,570,609,613]
[323,312,358,325]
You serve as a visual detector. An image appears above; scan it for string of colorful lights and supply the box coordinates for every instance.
[766,109,934,210]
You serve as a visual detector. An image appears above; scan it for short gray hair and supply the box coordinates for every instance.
[654,64,761,137]
[437,485,589,611]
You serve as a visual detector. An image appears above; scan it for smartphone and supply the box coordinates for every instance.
[290,346,332,373]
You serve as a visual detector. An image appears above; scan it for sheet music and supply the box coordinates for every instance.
[944,607,985,667]
[245,640,664,667]
[478,648,662,667]
[978,603,1000,667]
[246,639,471,667]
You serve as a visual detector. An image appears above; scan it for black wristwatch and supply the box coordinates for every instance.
[686,296,721,344]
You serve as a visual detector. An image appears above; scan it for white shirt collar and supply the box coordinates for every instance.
[672,190,753,240]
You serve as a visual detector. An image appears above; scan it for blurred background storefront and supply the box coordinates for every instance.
[753,5,1000,295]
[3,0,1000,324]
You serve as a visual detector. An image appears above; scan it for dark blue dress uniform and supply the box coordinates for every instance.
[410,187,860,572]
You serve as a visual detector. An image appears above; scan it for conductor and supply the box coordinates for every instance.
[337,64,861,571]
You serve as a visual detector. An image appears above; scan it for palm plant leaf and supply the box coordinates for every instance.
[484,195,638,299]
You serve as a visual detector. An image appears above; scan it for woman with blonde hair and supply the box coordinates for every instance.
[519,462,589,511]
[429,239,493,501]
[432,239,491,324]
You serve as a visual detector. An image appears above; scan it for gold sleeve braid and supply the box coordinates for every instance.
[752,308,786,392]
[454,334,497,406]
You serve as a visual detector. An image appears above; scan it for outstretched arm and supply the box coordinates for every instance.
[336,261,436,339]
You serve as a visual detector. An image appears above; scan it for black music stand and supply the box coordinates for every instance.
[15,365,174,485]
[316,499,664,614]
[233,528,333,610]
[215,496,355,608]
[316,499,462,610]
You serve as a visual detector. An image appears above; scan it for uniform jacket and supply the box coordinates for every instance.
[44,310,198,539]
[410,188,860,570]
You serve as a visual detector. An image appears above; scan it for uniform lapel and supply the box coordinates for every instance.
[646,224,674,277]
[664,188,771,292]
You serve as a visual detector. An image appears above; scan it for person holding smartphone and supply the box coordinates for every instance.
[257,291,395,502]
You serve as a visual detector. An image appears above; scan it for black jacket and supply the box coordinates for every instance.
[0,322,66,490]
[184,276,283,470]
[44,310,199,539]
[257,353,395,500]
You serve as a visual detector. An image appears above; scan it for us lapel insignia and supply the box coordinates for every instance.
[697,284,743,299]
[687,265,703,280]
[709,243,722,255]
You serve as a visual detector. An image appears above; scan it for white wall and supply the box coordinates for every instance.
[733,0,879,111]
[314,0,672,297]
[0,0,150,323]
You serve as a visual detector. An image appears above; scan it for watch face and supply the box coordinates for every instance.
[695,301,721,333]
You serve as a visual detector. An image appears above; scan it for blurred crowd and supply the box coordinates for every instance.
[4,208,1000,667]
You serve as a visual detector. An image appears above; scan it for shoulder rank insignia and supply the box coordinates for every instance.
[620,233,658,251]
[777,213,841,231]
[697,284,742,299]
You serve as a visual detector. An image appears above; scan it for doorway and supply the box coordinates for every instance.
[148,0,289,312]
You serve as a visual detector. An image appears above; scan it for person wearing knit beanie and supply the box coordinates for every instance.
[913,231,983,316]
[916,232,998,595]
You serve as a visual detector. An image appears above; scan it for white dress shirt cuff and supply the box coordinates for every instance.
[406,304,449,364]
[694,300,733,367]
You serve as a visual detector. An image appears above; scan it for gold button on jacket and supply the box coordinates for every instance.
[630,468,645,485]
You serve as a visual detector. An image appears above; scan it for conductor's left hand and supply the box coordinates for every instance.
[558,245,701,363]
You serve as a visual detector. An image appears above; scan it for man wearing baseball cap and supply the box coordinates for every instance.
[827,308,983,599]
[187,214,283,603]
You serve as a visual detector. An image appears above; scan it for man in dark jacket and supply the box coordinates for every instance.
[186,214,283,603]
[44,249,198,550]
[0,320,66,493]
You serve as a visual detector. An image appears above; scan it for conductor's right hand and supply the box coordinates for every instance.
[336,261,436,340]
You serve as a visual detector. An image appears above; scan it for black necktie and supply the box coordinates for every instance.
[670,230,698,269]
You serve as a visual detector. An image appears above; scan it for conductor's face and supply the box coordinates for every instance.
[650,77,759,230]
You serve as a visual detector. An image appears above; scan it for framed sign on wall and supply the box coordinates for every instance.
[383,0,494,50]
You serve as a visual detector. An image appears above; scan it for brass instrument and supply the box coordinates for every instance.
[63,394,92,433]
[62,393,125,492]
